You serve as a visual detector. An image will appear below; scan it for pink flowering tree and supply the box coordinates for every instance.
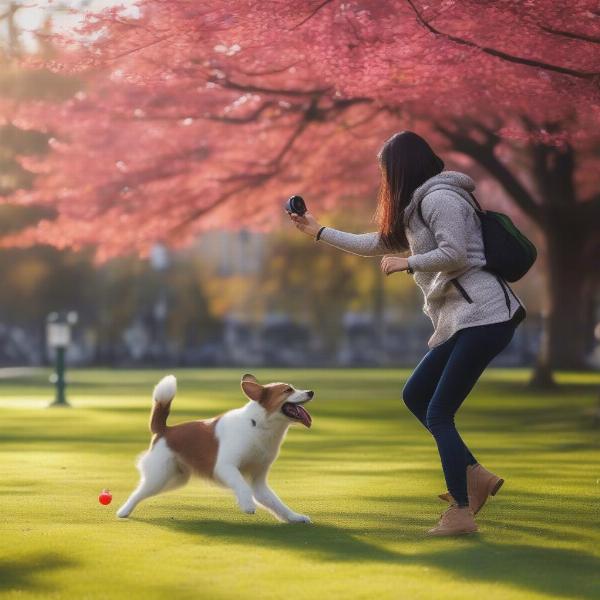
[4,1,600,383]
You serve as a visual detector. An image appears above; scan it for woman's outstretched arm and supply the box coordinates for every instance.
[289,212,391,257]
[319,228,389,257]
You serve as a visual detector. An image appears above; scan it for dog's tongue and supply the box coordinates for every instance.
[294,405,312,428]
[282,402,312,428]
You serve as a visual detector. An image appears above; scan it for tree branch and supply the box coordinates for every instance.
[436,123,543,223]
[406,0,600,80]
[292,0,337,30]
[106,33,178,62]
[169,107,315,233]
[216,77,332,98]
[234,63,300,77]
[204,101,279,124]
[521,118,576,207]
[539,25,600,45]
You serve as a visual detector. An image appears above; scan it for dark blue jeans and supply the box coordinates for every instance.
[402,307,525,506]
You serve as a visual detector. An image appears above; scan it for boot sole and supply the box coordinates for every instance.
[491,478,504,496]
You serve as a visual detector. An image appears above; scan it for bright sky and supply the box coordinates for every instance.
[1,0,139,51]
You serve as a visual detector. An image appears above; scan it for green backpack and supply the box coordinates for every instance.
[418,192,537,282]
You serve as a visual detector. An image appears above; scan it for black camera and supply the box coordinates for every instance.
[284,195,307,216]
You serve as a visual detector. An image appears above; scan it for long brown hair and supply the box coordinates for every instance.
[375,131,444,250]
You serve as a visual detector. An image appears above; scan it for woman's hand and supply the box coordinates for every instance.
[381,255,410,275]
[288,211,322,238]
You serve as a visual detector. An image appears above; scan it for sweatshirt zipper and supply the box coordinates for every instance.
[451,278,473,303]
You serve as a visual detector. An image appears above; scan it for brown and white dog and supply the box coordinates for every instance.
[117,373,314,523]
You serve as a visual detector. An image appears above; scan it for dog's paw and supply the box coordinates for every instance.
[286,513,311,524]
[116,507,130,519]
[240,501,257,515]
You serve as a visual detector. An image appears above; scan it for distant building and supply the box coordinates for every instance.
[194,230,266,276]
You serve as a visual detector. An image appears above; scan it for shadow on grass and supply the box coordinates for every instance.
[142,517,399,562]
[418,540,600,599]
[0,553,77,593]
[142,517,600,599]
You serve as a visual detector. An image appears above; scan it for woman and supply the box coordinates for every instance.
[289,131,525,536]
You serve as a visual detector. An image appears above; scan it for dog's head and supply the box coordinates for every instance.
[240,373,313,428]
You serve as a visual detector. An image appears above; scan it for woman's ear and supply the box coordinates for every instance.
[241,379,265,402]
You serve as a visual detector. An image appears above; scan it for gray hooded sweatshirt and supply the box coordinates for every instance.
[319,170,523,347]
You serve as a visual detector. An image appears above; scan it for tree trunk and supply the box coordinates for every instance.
[530,222,589,388]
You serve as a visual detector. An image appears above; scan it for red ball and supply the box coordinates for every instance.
[99,489,112,505]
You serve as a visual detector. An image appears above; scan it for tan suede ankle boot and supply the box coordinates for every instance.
[438,463,504,514]
[467,464,504,514]
[427,505,478,536]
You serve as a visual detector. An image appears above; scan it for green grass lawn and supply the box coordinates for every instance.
[1,368,599,600]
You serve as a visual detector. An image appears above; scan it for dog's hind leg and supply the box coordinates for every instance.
[117,438,182,518]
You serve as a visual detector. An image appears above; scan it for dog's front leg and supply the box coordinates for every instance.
[214,464,256,514]
[252,476,311,524]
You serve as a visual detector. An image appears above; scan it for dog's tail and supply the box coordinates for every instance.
[150,375,177,435]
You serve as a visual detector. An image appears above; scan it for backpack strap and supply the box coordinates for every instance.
[491,271,526,318]
[467,192,484,212]
[416,190,482,227]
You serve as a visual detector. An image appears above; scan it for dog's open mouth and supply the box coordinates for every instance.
[281,402,312,428]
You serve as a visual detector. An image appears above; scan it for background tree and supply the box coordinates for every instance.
[3,1,599,382]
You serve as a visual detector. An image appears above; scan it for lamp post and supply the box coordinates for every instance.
[46,311,77,407]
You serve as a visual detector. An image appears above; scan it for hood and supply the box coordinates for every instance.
[404,171,476,224]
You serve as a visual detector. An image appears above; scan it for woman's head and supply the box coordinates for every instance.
[375,131,444,250]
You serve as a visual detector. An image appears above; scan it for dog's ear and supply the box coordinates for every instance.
[241,373,259,384]
[241,379,265,403]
